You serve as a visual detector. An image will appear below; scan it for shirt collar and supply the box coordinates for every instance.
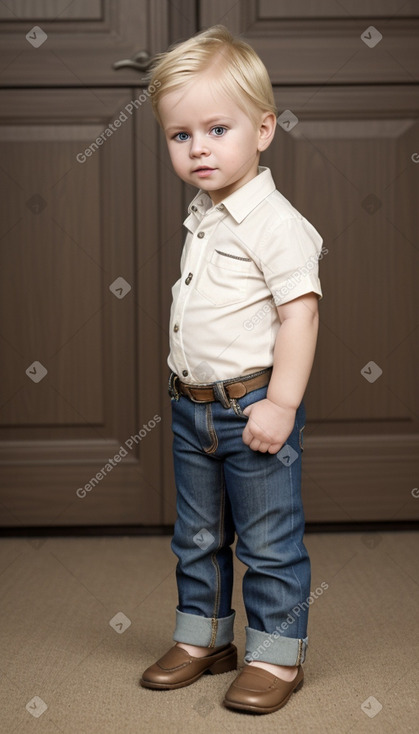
[184,167,276,229]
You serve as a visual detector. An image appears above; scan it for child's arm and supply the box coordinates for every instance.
[242,292,319,454]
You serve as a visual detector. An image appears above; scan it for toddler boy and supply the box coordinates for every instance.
[140,25,323,715]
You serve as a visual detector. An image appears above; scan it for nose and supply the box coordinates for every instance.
[189,133,210,158]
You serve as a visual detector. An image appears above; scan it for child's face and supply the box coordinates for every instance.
[158,75,271,205]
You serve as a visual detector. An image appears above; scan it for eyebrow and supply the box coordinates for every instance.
[164,116,235,133]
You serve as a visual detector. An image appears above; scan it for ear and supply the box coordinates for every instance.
[257,111,277,152]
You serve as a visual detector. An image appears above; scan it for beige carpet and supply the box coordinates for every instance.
[0,530,418,733]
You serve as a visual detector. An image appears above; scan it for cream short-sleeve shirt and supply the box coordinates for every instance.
[168,166,324,384]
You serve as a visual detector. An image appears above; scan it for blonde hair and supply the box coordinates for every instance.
[148,25,277,128]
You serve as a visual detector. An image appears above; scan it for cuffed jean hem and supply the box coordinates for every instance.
[173,607,236,648]
[244,627,308,666]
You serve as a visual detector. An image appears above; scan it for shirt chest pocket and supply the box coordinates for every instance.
[195,249,252,306]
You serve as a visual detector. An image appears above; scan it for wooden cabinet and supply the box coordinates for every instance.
[0,1,418,527]
[0,1,195,527]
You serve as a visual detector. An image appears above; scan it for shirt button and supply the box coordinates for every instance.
[182,370,188,377]
[217,203,225,210]
[185,272,193,285]
[173,324,179,332]
[191,205,198,212]
[197,231,205,239]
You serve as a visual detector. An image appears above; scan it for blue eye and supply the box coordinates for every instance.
[211,126,227,136]
[174,132,190,142]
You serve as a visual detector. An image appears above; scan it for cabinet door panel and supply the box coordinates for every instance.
[199,0,419,84]
[0,0,164,86]
[0,89,164,527]
[260,85,419,521]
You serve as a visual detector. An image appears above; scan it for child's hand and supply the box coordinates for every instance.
[241,398,296,454]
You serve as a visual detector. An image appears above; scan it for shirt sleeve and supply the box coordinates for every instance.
[259,216,324,305]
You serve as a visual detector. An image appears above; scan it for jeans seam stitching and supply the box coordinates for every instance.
[203,404,218,454]
[209,478,225,645]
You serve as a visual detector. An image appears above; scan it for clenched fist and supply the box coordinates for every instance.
[242,398,296,454]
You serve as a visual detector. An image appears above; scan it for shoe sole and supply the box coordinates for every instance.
[140,648,237,690]
[223,677,304,714]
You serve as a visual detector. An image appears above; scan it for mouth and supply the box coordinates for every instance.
[193,166,216,177]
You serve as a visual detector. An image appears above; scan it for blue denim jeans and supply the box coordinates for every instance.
[170,381,310,666]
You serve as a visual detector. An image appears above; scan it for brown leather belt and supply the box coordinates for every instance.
[169,367,272,406]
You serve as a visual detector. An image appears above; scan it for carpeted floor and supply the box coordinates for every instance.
[0,530,418,733]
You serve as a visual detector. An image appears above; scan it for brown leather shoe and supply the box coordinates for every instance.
[223,664,304,714]
[140,643,237,690]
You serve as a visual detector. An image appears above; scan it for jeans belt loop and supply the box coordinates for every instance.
[213,381,231,409]
[168,372,180,400]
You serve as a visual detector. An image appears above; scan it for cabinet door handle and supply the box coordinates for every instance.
[113,50,152,72]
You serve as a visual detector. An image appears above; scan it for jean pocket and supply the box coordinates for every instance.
[230,385,268,420]
[230,398,249,420]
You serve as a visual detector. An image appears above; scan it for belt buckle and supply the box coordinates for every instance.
[168,372,180,400]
